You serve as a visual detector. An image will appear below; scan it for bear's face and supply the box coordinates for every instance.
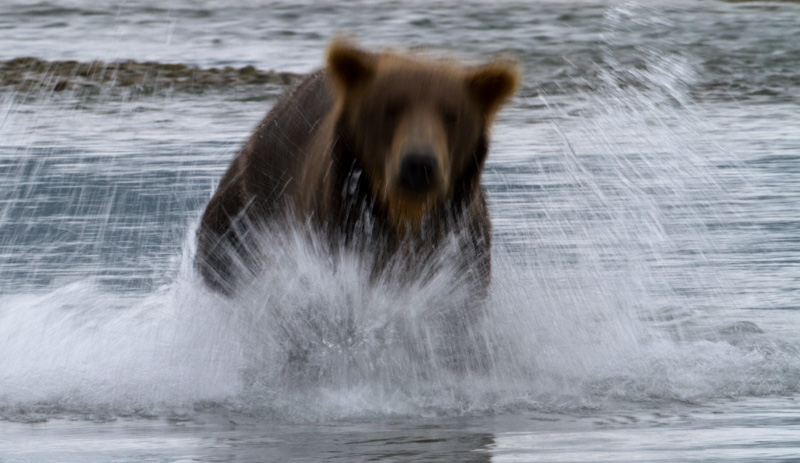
[327,40,519,230]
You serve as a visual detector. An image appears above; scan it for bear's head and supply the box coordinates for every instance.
[326,39,519,232]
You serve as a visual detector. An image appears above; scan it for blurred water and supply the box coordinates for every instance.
[1,1,799,461]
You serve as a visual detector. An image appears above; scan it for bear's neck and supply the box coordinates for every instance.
[452,134,488,208]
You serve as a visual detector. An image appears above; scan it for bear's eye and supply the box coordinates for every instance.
[441,107,458,128]
[384,101,405,121]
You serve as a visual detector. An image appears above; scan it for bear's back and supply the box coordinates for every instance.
[240,70,336,217]
[196,70,336,292]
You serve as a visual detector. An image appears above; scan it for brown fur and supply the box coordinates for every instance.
[196,39,519,296]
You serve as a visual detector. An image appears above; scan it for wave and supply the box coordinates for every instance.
[2,224,799,424]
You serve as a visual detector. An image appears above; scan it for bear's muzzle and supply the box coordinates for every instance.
[398,150,440,196]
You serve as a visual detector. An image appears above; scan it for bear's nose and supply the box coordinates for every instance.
[399,152,439,195]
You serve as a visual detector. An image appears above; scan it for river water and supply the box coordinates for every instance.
[1,1,799,461]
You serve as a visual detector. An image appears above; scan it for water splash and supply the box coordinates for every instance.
[3,223,798,423]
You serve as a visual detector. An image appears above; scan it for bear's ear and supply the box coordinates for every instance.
[326,38,377,96]
[465,59,520,118]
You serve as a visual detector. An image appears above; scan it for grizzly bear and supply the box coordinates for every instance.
[195,39,519,302]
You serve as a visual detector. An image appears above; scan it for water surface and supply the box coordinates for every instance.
[1,1,799,461]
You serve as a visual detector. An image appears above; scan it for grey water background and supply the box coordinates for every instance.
[1,0,800,461]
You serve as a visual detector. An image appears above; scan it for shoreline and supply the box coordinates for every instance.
[0,57,303,96]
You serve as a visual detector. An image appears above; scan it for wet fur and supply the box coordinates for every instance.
[196,40,519,302]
